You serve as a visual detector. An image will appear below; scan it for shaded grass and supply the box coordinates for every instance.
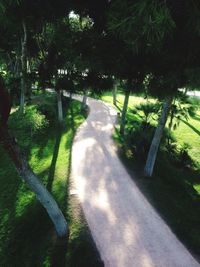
[102,91,200,261]
[0,96,103,266]
[102,91,200,172]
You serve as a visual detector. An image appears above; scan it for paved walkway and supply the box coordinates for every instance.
[70,96,199,267]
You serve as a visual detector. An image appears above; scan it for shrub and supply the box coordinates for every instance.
[126,120,176,160]
[178,143,194,169]
[126,121,155,159]
[132,102,161,124]
[37,101,57,123]
[9,105,48,150]
[187,96,200,107]
[36,93,62,122]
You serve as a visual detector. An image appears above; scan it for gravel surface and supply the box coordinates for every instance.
[70,96,199,267]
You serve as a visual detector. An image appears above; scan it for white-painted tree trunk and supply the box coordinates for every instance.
[144,96,173,177]
[19,20,27,114]
[81,93,87,111]
[20,79,25,113]
[20,161,68,237]
[120,89,130,135]
[57,90,63,122]
[113,84,117,106]
[14,55,20,79]
[69,91,72,100]
[0,126,68,238]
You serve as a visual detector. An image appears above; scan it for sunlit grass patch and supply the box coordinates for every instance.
[193,184,200,195]
[102,91,200,167]
[0,95,102,266]
[101,90,200,259]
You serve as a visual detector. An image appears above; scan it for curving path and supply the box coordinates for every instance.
[70,96,199,267]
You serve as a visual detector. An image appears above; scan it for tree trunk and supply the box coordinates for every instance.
[0,77,68,238]
[113,83,117,106]
[14,56,20,79]
[144,96,173,177]
[120,88,130,135]
[69,91,72,100]
[26,59,32,102]
[19,20,27,114]
[57,90,63,122]
[0,126,68,238]
[81,92,87,111]
[7,53,15,74]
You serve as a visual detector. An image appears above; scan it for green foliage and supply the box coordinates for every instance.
[168,102,189,131]
[126,121,155,159]
[187,105,198,118]
[1,95,102,266]
[36,97,57,123]
[133,102,161,123]
[108,0,175,53]
[102,91,200,166]
[9,105,48,150]
[69,11,93,32]
[103,91,200,257]
[187,96,200,107]
[147,72,182,98]
[178,143,193,167]
[126,120,176,160]
[168,96,199,132]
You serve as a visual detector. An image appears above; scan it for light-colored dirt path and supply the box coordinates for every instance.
[70,96,199,267]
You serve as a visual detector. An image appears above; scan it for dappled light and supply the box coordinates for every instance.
[71,97,199,266]
[1,0,200,265]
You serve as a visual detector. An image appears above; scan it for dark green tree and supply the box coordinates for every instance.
[107,0,200,176]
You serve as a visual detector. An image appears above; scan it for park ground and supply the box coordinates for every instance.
[0,91,200,265]
[101,91,200,260]
[0,92,103,267]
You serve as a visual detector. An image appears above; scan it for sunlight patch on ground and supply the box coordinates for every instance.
[193,184,200,195]
[140,253,154,267]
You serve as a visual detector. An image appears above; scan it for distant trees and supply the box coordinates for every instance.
[107,0,200,176]
[0,0,114,238]
[1,0,200,241]
[0,0,72,238]
[0,76,68,237]
[143,0,200,176]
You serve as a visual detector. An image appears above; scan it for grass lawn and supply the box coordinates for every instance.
[0,93,103,267]
[174,115,200,166]
[102,91,200,171]
[101,91,200,261]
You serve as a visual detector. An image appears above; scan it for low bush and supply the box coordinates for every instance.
[36,95,57,123]
[126,120,176,160]
[132,102,161,124]
[178,143,194,169]
[9,106,48,150]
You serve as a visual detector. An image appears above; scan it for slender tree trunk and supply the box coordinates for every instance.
[14,56,20,78]
[19,20,27,114]
[0,77,68,238]
[184,87,188,96]
[167,99,175,145]
[0,127,68,237]
[113,83,117,106]
[144,96,173,177]
[57,90,63,122]
[7,53,15,74]
[69,91,72,100]
[81,91,87,111]
[120,88,130,135]
[26,59,32,102]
